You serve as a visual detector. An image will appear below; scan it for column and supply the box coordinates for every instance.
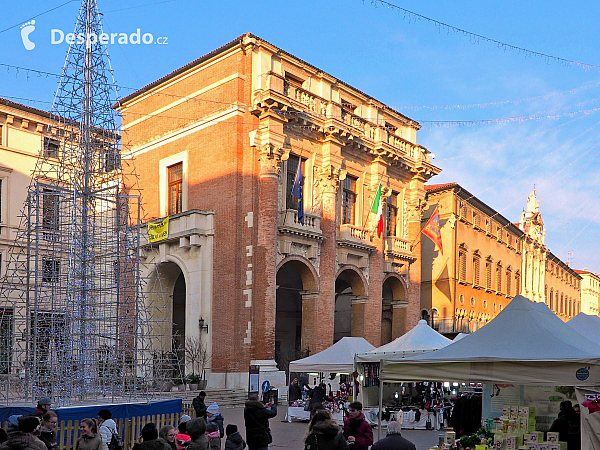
[391,300,409,339]
[351,296,368,337]
[314,136,343,353]
[252,143,285,369]
[301,291,319,354]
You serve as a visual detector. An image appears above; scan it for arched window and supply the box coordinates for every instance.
[496,262,503,293]
[545,285,548,305]
[560,293,564,314]
[549,289,554,311]
[569,298,572,317]
[515,270,521,295]
[473,252,481,287]
[485,257,493,290]
[506,266,512,296]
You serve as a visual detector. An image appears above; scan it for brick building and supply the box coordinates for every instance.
[117,33,440,388]
[421,183,580,334]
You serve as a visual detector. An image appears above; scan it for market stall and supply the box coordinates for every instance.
[288,337,375,423]
[568,312,600,345]
[354,320,452,430]
[380,295,600,449]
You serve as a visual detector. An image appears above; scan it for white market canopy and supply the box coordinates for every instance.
[355,319,452,363]
[453,333,469,341]
[568,312,600,347]
[289,337,375,373]
[381,295,600,386]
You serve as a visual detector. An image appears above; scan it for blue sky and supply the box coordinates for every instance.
[2,0,600,272]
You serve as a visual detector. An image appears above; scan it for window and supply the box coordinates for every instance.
[0,309,12,374]
[42,258,60,283]
[496,226,502,241]
[103,145,121,172]
[486,218,492,234]
[496,262,502,293]
[43,137,60,158]
[341,176,357,225]
[460,202,468,220]
[168,163,183,215]
[42,189,59,231]
[470,297,476,307]
[483,300,488,310]
[473,253,481,286]
[285,155,302,210]
[515,270,521,295]
[0,179,3,223]
[506,267,512,296]
[485,257,493,290]
[386,193,398,236]
[507,234,513,247]
[458,248,467,282]
[473,213,481,228]
[459,294,465,305]
[0,125,2,145]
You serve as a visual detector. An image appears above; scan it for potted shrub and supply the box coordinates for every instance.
[185,336,211,389]
[187,373,201,391]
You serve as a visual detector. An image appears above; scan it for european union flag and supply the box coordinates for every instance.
[291,160,304,225]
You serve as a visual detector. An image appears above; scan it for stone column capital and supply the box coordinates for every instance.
[317,165,342,194]
[258,143,287,177]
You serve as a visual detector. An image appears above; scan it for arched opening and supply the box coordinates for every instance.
[381,275,406,344]
[275,257,317,373]
[334,267,367,342]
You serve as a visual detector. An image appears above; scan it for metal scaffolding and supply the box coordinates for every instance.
[0,0,177,405]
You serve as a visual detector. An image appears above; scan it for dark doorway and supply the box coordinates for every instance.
[275,262,303,373]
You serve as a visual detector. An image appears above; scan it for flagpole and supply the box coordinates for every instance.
[362,173,386,231]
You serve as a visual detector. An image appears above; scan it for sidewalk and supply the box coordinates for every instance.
[211,406,441,450]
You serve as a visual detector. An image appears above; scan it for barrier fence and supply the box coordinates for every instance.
[1,402,196,450]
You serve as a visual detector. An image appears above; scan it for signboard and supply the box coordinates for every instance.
[148,217,169,243]
[249,365,260,394]
[262,380,271,393]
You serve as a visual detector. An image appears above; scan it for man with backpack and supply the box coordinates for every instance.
[98,409,123,450]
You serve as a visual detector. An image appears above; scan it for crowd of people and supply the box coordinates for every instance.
[0,393,419,450]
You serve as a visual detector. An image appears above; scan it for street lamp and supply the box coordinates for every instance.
[198,317,208,333]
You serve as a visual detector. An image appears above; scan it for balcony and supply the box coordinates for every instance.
[384,236,415,267]
[338,224,375,252]
[278,209,323,240]
[141,209,214,247]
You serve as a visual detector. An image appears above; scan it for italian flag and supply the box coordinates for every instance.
[371,184,384,238]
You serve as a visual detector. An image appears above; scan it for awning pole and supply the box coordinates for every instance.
[378,376,383,440]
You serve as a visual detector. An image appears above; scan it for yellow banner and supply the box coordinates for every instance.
[148,217,169,243]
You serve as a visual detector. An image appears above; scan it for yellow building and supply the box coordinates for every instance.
[573,269,599,316]
[422,183,581,333]
[421,183,523,333]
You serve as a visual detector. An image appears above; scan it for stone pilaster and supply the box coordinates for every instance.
[314,163,341,353]
[351,296,368,338]
[253,143,285,362]
[301,291,319,354]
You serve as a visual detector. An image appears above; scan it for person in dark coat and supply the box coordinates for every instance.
[0,416,46,450]
[132,423,171,450]
[288,379,302,404]
[192,392,207,420]
[244,394,277,450]
[370,421,415,450]
[39,412,58,450]
[308,384,326,410]
[185,419,208,450]
[549,401,580,450]
[343,402,373,450]
[224,425,245,450]
[304,409,348,450]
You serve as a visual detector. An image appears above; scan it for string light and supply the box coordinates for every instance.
[368,0,600,71]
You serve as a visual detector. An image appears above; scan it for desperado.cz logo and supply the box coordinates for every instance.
[19,21,167,50]
[51,29,168,45]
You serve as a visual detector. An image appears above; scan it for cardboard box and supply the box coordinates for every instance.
[527,419,536,432]
[494,435,505,450]
[528,407,536,419]
[503,405,510,417]
[536,444,548,450]
[519,418,528,430]
[506,436,518,450]
[546,432,559,443]
[511,406,519,419]
[519,406,529,418]
[547,445,560,450]
[527,444,537,450]
[445,431,456,445]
